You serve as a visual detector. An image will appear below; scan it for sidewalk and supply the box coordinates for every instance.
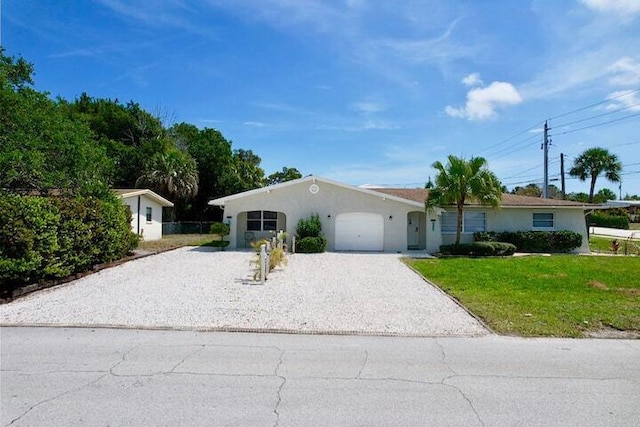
[590,226,640,239]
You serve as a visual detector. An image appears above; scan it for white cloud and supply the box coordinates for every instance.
[580,0,640,17]
[445,81,523,121]
[243,121,267,127]
[461,73,483,87]
[605,90,640,111]
[608,57,640,86]
[351,101,387,114]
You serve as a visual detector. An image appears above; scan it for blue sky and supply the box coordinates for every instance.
[3,0,640,196]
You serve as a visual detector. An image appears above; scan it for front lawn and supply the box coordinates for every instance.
[137,234,214,252]
[406,256,640,337]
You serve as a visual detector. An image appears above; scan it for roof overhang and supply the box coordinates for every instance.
[208,175,426,208]
[114,189,174,207]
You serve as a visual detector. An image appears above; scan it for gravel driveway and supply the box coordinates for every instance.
[0,248,487,336]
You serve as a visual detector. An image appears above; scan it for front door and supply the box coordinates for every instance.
[407,212,420,248]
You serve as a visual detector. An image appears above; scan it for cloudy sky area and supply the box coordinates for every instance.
[3,0,640,195]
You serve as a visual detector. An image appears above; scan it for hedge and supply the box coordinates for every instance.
[0,192,138,295]
[474,230,582,253]
[440,242,516,257]
[588,212,629,230]
[295,236,328,253]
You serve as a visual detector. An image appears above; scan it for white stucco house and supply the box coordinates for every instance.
[208,175,594,253]
[114,189,173,241]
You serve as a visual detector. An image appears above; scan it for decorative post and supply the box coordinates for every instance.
[260,244,267,285]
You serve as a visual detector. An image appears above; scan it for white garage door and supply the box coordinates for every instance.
[335,212,384,251]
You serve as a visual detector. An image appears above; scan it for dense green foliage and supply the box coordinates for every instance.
[0,192,138,295]
[407,256,640,337]
[427,155,502,245]
[266,167,302,185]
[295,214,327,253]
[588,211,629,229]
[474,230,583,253]
[440,242,516,256]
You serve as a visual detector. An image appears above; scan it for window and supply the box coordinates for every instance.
[441,211,457,233]
[247,211,277,231]
[441,211,486,233]
[464,212,486,232]
[145,207,152,223]
[533,212,554,228]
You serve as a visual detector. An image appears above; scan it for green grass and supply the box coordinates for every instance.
[137,234,216,252]
[406,256,640,337]
[590,236,640,254]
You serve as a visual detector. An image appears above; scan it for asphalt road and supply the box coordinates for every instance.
[2,327,639,426]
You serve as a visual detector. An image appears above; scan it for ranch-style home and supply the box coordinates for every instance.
[209,175,593,253]
[115,189,173,241]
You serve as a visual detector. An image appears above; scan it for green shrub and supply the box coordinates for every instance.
[209,222,230,250]
[588,211,629,229]
[296,213,323,239]
[440,242,516,256]
[295,213,326,253]
[0,192,138,295]
[474,230,582,253]
[296,236,328,253]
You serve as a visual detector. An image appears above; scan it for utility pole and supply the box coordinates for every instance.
[560,153,566,199]
[542,121,549,198]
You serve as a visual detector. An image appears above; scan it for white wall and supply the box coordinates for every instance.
[121,195,165,241]
[440,207,590,253]
[222,180,429,252]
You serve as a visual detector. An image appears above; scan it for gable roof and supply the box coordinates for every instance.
[208,175,425,208]
[208,176,595,210]
[114,189,174,207]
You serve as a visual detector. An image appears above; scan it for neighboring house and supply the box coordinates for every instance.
[208,175,594,253]
[603,200,640,222]
[114,189,173,241]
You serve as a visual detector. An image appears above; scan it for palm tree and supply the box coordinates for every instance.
[569,148,621,203]
[427,155,502,245]
[136,148,199,200]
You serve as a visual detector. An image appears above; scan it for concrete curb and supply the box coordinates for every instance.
[0,323,490,338]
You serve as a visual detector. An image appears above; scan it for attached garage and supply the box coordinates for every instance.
[335,212,384,251]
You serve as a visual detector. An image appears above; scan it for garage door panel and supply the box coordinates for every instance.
[335,213,384,251]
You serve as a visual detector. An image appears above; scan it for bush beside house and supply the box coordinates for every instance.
[295,213,327,253]
[440,242,516,256]
[588,211,629,230]
[0,192,138,296]
[474,230,582,253]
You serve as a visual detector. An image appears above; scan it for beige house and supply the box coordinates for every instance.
[114,189,173,241]
[209,175,593,253]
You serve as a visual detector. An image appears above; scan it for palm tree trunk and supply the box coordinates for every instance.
[588,173,598,203]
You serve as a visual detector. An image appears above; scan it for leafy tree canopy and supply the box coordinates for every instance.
[267,167,302,185]
[0,50,112,195]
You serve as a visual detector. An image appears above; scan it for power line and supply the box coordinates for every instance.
[552,103,640,130]
[551,112,640,136]
[475,121,544,156]
[547,87,640,121]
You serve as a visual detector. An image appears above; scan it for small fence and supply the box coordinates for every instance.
[162,221,217,235]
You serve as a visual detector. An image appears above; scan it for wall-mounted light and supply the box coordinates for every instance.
[327,214,331,219]
[430,218,436,231]
[389,215,393,220]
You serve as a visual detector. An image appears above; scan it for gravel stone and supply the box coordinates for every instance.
[0,248,487,336]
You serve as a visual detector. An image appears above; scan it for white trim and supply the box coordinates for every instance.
[208,175,425,208]
[114,189,174,207]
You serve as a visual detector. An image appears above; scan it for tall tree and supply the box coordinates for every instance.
[569,147,622,203]
[0,49,112,194]
[427,155,502,245]
[136,147,199,201]
[267,167,302,185]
